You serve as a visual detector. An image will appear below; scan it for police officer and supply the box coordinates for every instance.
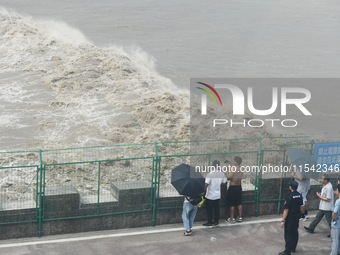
[279,180,303,255]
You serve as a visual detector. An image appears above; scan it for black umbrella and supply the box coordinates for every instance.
[287,148,319,180]
[171,164,205,197]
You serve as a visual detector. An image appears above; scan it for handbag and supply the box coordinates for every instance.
[186,196,202,206]
[197,196,206,208]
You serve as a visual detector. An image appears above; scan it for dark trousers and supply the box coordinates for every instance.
[284,214,300,253]
[205,198,220,224]
[309,209,332,230]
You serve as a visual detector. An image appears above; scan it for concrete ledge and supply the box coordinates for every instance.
[0,199,35,211]
[0,177,330,240]
[80,193,118,208]
[43,185,80,211]
[111,181,152,210]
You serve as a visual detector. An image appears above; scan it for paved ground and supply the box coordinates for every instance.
[0,212,332,255]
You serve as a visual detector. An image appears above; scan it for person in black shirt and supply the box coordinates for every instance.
[279,180,303,255]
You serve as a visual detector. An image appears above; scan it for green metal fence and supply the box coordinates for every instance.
[40,144,157,237]
[155,139,261,212]
[0,150,41,232]
[259,136,315,215]
[0,136,320,237]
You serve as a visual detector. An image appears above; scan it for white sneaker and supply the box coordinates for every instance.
[226,218,235,223]
[299,217,307,221]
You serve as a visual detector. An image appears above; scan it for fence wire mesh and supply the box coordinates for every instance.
[0,150,40,225]
[0,136,331,235]
[41,143,156,164]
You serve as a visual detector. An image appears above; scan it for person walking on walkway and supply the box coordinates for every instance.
[304,174,334,236]
[279,180,303,255]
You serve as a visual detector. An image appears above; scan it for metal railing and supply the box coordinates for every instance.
[0,136,318,237]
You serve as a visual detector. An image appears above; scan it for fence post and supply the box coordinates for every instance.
[151,143,160,226]
[277,148,287,215]
[255,137,263,216]
[97,161,101,215]
[37,149,44,238]
[310,139,315,154]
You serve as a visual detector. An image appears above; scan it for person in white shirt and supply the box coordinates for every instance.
[304,174,334,236]
[202,160,227,227]
[291,170,310,221]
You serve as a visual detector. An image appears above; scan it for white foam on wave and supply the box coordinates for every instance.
[0,8,190,150]
[0,113,20,128]
[0,7,277,152]
[38,19,91,46]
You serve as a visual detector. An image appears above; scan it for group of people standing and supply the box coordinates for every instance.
[280,173,340,255]
[181,158,340,255]
[181,156,243,235]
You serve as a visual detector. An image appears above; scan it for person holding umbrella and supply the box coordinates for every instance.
[171,164,206,236]
[287,148,315,221]
[203,160,227,227]
[291,169,310,221]
[182,195,201,236]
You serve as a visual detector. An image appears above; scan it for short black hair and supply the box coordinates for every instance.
[234,156,242,165]
[322,174,330,182]
[212,160,220,167]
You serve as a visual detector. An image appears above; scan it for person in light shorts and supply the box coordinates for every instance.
[291,170,310,221]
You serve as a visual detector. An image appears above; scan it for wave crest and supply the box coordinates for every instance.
[0,9,189,149]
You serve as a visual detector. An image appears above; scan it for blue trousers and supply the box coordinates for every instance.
[331,227,340,255]
[182,202,198,230]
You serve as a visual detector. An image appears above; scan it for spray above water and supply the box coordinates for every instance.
[0,8,189,150]
[0,8,275,151]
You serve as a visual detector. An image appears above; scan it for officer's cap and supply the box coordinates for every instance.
[289,180,299,188]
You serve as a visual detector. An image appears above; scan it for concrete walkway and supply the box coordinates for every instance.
[0,213,331,255]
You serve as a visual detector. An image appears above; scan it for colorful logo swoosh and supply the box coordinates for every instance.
[196,82,223,106]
